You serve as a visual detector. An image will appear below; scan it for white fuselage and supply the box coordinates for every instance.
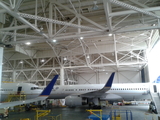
[2,82,156,102]
[1,83,43,102]
[48,83,153,101]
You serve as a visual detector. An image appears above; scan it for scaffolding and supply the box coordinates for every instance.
[47,114,62,120]
[4,92,26,112]
[35,110,51,120]
[5,91,26,102]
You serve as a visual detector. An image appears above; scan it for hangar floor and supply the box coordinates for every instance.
[3,104,159,120]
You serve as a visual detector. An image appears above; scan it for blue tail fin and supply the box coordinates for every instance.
[104,72,115,87]
[40,75,59,96]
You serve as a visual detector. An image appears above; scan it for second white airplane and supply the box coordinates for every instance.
[48,73,156,107]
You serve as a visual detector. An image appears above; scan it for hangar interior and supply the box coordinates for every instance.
[1,0,160,119]
[1,0,160,86]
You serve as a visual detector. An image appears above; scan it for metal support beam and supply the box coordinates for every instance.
[35,0,38,27]
[109,0,160,18]
[0,47,3,100]
[60,67,64,85]
[15,45,37,57]
[49,1,53,37]
[52,17,76,38]
[18,12,102,32]
[0,25,30,31]
[14,0,23,11]
[129,0,148,8]
[53,1,106,30]
[79,39,93,70]
[0,31,42,39]
[110,6,160,17]
[0,1,49,39]
[103,0,112,32]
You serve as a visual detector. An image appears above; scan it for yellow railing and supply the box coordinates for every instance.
[86,109,103,120]
[47,114,62,120]
[20,118,31,120]
[35,110,51,120]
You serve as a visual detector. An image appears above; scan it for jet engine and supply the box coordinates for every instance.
[65,96,88,107]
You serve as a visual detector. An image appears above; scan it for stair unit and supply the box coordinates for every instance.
[150,84,160,114]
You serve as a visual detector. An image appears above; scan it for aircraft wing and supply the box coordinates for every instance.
[80,73,115,98]
[0,75,59,108]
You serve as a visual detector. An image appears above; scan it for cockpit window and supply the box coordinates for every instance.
[31,87,41,90]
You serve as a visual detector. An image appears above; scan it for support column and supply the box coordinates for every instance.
[12,71,16,82]
[0,47,4,101]
[0,23,2,41]
[12,60,16,82]
[60,67,64,85]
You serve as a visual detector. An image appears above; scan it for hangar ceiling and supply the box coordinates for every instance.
[0,0,160,85]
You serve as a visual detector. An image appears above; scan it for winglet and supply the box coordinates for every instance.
[104,72,115,87]
[40,75,59,96]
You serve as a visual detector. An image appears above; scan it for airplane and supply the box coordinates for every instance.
[47,73,156,108]
[0,75,59,108]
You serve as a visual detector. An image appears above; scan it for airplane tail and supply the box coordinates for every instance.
[40,75,59,96]
[104,72,115,88]
[95,72,115,93]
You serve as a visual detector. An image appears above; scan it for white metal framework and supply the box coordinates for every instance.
[0,0,159,85]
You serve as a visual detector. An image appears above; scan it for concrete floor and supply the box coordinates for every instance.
[1,104,159,120]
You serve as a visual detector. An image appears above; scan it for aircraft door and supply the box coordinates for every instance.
[17,86,22,94]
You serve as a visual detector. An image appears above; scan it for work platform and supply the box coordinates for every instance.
[5,93,26,102]
[150,92,160,114]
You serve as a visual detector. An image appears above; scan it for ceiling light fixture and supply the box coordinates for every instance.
[64,57,67,60]
[108,33,112,36]
[80,37,83,40]
[53,39,57,42]
[25,42,31,45]
[41,59,45,62]
[20,61,23,64]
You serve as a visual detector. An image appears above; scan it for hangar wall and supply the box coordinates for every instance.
[148,40,160,82]
[77,71,141,84]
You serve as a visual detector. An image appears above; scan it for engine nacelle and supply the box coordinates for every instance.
[100,93,122,101]
[65,96,88,107]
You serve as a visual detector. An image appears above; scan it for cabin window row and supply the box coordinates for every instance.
[1,89,13,91]
[110,88,147,90]
[31,87,41,90]
[65,89,100,91]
